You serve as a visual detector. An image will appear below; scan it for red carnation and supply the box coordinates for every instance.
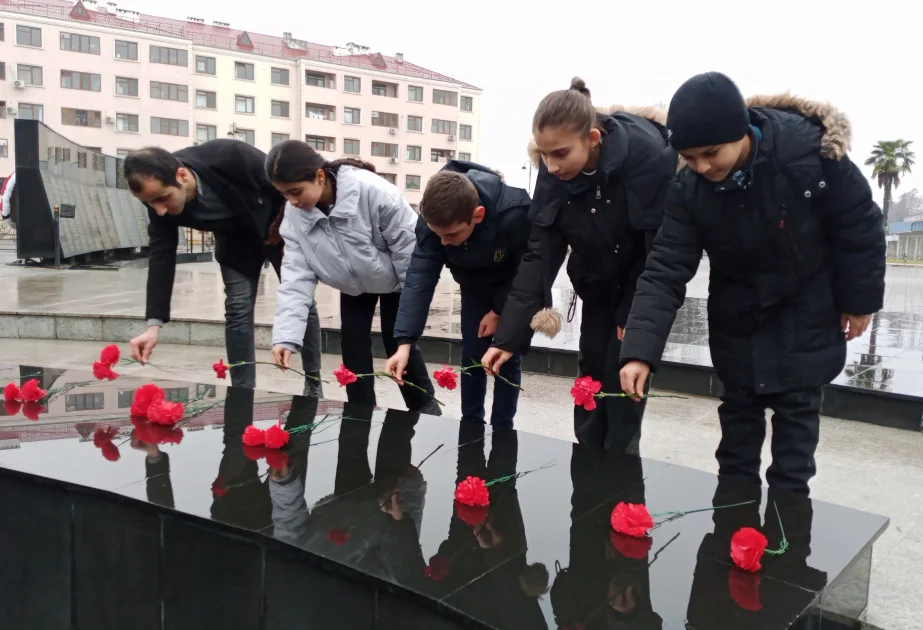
[3,400,21,416]
[132,417,184,445]
[424,554,450,581]
[433,365,459,390]
[21,402,45,421]
[730,527,768,572]
[92,361,119,381]
[242,425,266,446]
[213,359,228,379]
[20,379,46,403]
[728,568,762,611]
[100,441,121,461]
[327,526,350,545]
[455,501,489,527]
[610,502,654,538]
[455,476,490,507]
[4,382,21,402]
[610,530,654,559]
[571,376,602,411]
[99,344,120,365]
[211,477,228,498]
[334,364,358,387]
[131,384,165,417]
[93,426,119,447]
[146,400,185,425]
[265,449,289,470]
[264,423,290,449]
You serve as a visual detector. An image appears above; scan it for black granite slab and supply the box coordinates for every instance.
[0,365,889,629]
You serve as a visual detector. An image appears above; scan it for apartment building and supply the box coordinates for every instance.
[0,0,482,205]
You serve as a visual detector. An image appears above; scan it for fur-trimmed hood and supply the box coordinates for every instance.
[745,93,850,159]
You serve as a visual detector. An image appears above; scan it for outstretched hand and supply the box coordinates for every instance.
[841,313,872,341]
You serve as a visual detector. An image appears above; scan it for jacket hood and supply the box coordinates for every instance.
[745,93,851,159]
[441,160,527,217]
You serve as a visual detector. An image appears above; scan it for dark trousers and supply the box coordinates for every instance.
[459,290,521,428]
[716,385,822,494]
[576,303,647,452]
[340,291,439,413]
[221,265,322,392]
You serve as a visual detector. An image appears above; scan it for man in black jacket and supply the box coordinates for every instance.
[123,140,322,392]
[386,162,531,428]
[620,73,886,494]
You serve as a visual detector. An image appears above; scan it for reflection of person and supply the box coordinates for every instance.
[123,142,322,394]
[482,78,677,453]
[130,438,174,509]
[620,73,886,495]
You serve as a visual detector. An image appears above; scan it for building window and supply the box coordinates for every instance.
[150,45,187,66]
[61,70,101,92]
[271,100,290,118]
[406,145,422,162]
[151,117,189,136]
[196,384,217,398]
[372,111,398,128]
[116,149,132,159]
[233,128,256,145]
[235,62,254,81]
[461,96,473,112]
[195,55,216,75]
[0,66,4,81]
[271,133,289,147]
[344,107,361,124]
[0,140,7,158]
[306,135,335,152]
[235,95,255,114]
[344,139,360,155]
[17,64,43,86]
[16,25,41,48]
[344,76,361,93]
[371,142,398,158]
[20,103,43,121]
[306,71,335,89]
[431,119,457,135]
[0,23,4,42]
[151,81,188,102]
[431,149,455,163]
[66,392,104,411]
[60,32,100,54]
[306,103,335,120]
[197,124,217,143]
[372,81,398,98]
[459,152,471,161]
[115,39,138,60]
[117,389,135,408]
[380,173,397,185]
[406,175,421,190]
[116,76,138,96]
[162,388,189,403]
[460,124,472,140]
[407,115,423,132]
[432,89,458,106]
[62,107,102,127]
[195,90,216,109]
[271,67,290,85]
[116,113,138,132]
[408,86,423,102]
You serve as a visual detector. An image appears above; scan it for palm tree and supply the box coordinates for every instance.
[865,140,916,230]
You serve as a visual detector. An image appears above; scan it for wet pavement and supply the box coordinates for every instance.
[1,259,921,398]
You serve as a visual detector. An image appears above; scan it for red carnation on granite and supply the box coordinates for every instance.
[455,501,489,527]
[131,384,165,417]
[455,476,490,507]
[93,426,121,461]
[730,527,768,572]
[20,379,46,403]
[3,400,21,416]
[264,423,290,449]
[424,554,450,581]
[433,365,459,390]
[334,364,358,387]
[213,359,229,379]
[211,477,228,498]
[147,400,185,426]
[4,382,21,402]
[610,502,655,538]
[571,376,602,411]
[242,425,266,446]
[21,402,45,421]
[265,449,289,470]
[99,344,120,365]
[92,361,119,381]
[327,526,350,545]
[610,530,654,560]
[728,568,762,611]
[132,416,184,445]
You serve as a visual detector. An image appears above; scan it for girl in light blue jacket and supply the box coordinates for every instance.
[266,140,439,413]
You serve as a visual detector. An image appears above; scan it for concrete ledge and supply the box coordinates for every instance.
[1,311,921,431]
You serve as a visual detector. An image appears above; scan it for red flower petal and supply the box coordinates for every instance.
[333,364,358,387]
[264,424,290,449]
[730,527,768,572]
[211,477,228,497]
[424,554,450,581]
[242,425,266,447]
[132,416,184,445]
[3,399,22,416]
[19,379,46,403]
[146,401,185,425]
[213,359,228,379]
[454,476,490,507]
[455,501,489,527]
[100,441,121,461]
[93,426,118,447]
[570,376,602,411]
[99,344,120,366]
[610,502,654,538]
[20,402,45,421]
[265,449,289,470]
[327,526,350,545]
[728,568,762,611]
[610,530,654,559]
[3,382,21,402]
[130,384,165,418]
[92,361,119,381]
[433,365,459,390]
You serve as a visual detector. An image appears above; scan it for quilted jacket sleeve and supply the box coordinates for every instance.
[272,207,319,350]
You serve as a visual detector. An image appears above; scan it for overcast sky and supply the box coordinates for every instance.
[122,0,920,204]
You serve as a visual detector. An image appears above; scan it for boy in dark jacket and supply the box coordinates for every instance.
[387,161,531,428]
[619,72,886,494]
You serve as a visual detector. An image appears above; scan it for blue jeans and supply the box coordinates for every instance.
[221,265,322,393]
[459,290,521,428]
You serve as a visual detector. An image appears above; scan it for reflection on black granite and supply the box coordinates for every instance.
[0,365,889,629]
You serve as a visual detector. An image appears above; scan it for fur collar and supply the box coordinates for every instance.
[745,93,850,159]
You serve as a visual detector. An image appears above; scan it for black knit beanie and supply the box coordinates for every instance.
[666,72,749,151]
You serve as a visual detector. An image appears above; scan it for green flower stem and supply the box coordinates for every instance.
[229,361,326,382]
[354,372,445,406]
[484,460,557,487]
[460,363,525,392]
[596,392,688,401]
[763,502,789,556]
[650,499,758,519]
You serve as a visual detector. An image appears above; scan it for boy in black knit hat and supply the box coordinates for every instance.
[619,72,886,494]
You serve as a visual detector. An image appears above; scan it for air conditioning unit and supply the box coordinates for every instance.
[13,80,25,89]
[388,128,396,135]
[389,157,398,164]
[447,135,455,142]
[6,107,17,117]
[105,115,114,124]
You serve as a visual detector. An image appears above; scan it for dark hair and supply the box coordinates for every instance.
[265,140,376,184]
[419,171,481,227]
[532,76,596,136]
[123,147,183,194]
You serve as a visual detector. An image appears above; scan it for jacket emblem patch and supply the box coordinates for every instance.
[494,248,505,262]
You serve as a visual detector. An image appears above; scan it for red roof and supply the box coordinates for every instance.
[2,0,479,89]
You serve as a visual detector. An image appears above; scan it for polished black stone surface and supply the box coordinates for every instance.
[0,365,889,629]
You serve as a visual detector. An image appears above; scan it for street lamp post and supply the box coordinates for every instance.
[521,161,533,195]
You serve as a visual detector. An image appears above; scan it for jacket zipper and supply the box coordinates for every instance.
[780,208,799,253]
[329,219,367,293]
[596,185,602,200]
